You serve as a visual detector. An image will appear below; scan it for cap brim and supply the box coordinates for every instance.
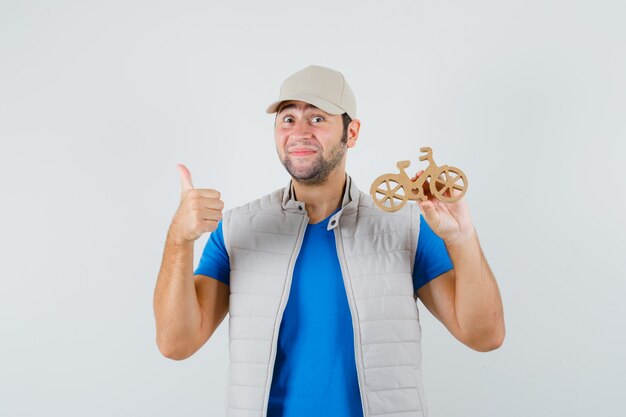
[265,93,345,116]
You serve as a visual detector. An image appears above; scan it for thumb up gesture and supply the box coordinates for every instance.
[168,164,224,245]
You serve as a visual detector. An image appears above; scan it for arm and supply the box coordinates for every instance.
[153,234,229,360]
[414,171,505,352]
[153,163,228,360]
[417,230,504,352]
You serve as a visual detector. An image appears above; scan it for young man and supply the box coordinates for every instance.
[154,65,505,417]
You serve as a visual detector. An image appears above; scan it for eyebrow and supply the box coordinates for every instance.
[277,103,320,115]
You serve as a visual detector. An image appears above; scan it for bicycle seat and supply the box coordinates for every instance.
[397,160,411,170]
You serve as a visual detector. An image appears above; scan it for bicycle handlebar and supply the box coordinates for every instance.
[419,147,432,161]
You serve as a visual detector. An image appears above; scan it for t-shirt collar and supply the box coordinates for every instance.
[280,173,360,230]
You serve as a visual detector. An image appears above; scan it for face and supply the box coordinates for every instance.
[274,100,356,185]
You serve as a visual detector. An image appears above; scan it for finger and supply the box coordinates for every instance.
[177,163,194,194]
[411,169,425,181]
[202,219,220,233]
[419,200,440,228]
[423,178,435,198]
[200,197,224,210]
[201,208,223,222]
[196,189,221,199]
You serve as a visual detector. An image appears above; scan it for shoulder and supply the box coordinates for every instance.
[224,187,284,218]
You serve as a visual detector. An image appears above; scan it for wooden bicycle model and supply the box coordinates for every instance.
[369,147,468,212]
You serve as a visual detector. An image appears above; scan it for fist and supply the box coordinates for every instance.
[168,163,224,244]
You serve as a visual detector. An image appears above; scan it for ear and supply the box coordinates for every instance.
[346,119,361,149]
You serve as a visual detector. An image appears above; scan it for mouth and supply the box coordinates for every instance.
[288,148,318,157]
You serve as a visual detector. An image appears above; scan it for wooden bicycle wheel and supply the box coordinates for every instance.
[370,174,408,212]
[430,166,468,203]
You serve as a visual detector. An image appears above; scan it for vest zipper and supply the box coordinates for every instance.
[261,213,309,416]
[334,224,369,417]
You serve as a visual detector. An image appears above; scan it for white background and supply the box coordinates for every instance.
[1,1,625,416]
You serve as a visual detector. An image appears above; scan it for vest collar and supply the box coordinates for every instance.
[280,173,361,230]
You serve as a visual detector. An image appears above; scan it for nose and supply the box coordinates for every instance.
[290,119,312,140]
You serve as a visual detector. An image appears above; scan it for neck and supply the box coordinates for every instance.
[291,168,347,224]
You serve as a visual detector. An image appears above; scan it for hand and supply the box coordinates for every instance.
[168,164,224,245]
[413,169,475,245]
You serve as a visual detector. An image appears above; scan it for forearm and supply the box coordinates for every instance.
[153,228,203,358]
[446,228,505,351]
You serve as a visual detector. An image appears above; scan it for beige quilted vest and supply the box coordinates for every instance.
[221,175,427,417]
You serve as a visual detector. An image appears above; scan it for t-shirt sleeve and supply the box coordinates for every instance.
[412,214,454,291]
[193,220,231,286]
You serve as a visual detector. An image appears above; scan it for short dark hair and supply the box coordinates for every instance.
[340,113,352,144]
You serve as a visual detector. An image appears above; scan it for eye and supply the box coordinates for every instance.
[311,116,324,123]
[282,116,294,123]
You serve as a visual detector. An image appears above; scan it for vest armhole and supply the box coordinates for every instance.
[222,209,233,259]
[410,203,421,275]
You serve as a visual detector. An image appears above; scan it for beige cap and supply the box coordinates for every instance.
[266,65,357,119]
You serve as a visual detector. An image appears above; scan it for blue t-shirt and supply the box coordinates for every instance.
[194,209,453,417]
